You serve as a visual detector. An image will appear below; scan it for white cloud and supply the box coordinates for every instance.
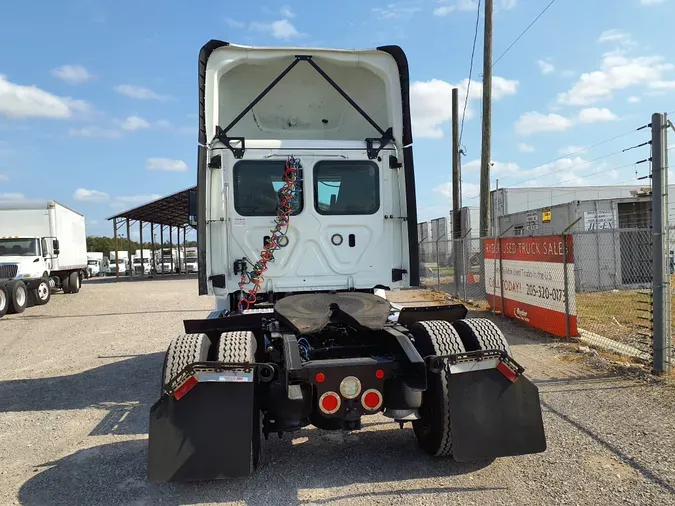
[146,158,189,172]
[114,84,169,101]
[433,180,481,202]
[515,112,573,136]
[499,0,518,10]
[597,29,633,45]
[640,0,667,4]
[558,145,584,155]
[51,65,94,85]
[156,119,193,135]
[537,59,555,75]
[281,5,295,17]
[225,17,245,28]
[69,126,121,139]
[0,173,9,181]
[112,194,163,210]
[0,192,24,201]
[557,50,674,105]
[86,220,99,226]
[518,143,535,153]
[373,2,423,19]
[410,76,519,138]
[627,95,641,103]
[0,75,91,120]
[649,80,675,90]
[433,0,478,16]
[118,115,150,131]
[577,107,618,123]
[73,188,110,202]
[250,19,302,39]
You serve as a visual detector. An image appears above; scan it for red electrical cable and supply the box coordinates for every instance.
[238,156,300,311]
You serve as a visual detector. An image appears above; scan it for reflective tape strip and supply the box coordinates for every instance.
[449,357,500,374]
[196,371,254,383]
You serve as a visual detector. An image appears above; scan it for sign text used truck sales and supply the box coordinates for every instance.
[484,236,577,337]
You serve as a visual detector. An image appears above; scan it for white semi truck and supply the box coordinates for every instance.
[108,251,129,276]
[133,249,153,275]
[0,200,87,316]
[185,246,198,273]
[86,252,104,278]
[146,40,546,482]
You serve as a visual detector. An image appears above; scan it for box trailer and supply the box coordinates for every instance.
[0,200,87,315]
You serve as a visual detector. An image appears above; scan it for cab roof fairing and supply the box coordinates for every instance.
[200,44,406,151]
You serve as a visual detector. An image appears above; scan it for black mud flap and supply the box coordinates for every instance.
[448,369,546,461]
[147,381,257,482]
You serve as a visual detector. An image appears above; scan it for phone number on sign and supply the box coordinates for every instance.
[526,284,566,303]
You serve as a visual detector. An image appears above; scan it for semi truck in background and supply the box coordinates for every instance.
[108,251,129,276]
[0,200,87,317]
[185,247,198,273]
[86,252,104,278]
[133,249,153,275]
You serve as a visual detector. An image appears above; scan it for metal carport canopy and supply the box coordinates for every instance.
[106,187,196,227]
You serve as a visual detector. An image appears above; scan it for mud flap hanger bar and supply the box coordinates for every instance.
[213,55,394,160]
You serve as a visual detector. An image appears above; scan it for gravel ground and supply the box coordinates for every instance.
[1,279,674,506]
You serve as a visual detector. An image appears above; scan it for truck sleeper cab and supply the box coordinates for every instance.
[146,41,546,483]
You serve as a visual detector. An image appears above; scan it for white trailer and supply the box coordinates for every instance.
[0,200,87,314]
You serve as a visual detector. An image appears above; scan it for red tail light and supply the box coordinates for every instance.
[173,376,198,400]
[319,391,341,415]
[361,389,383,411]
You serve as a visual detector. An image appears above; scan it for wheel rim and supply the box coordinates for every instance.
[0,290,6,311]
[38,282,49,301]
[16,286,26,307]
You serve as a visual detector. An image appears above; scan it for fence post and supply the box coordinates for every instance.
[651,112,672,374]
[435,239,441,291]
[562,218,582,339]
[499,236,505,315]
[563,234,570,339]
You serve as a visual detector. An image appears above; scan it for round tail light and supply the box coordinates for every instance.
[361,389,383,411]
[319,391,341,415]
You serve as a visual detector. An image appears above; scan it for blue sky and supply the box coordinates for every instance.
[0,0,674,238]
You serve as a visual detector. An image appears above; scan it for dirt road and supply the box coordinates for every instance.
[0,279,673,505]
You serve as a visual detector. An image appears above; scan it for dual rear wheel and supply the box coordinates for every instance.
[409,318,510,458]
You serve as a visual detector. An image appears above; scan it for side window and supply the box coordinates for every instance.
[314,161,379,215]
[41,238,48,257]
[233,161,303,217]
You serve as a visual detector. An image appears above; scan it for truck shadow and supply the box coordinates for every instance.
[4,352,503,504]
[18,433,502,506]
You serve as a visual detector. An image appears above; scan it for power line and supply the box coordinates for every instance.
[490,125,644,187]
[492,0,559,68]
[459,0,482,147]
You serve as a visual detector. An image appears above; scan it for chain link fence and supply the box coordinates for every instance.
[419,228,655,359]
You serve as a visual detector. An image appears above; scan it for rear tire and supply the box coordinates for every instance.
[61,275,71,294]
[32,278,51,306]
[7,281,27,314]
[68,271,81,294]
[409,320,466,457]
[162,333,210,388]
[0,284,8,318]
[452,318,511,355]
[217,331,260,472]
[217,331,257,363]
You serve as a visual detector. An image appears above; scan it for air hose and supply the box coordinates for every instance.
[238,156,302,311]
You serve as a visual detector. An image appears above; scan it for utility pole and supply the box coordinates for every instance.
[479,0,493,238]
[651,112,672,374]
[452,87,462,296]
